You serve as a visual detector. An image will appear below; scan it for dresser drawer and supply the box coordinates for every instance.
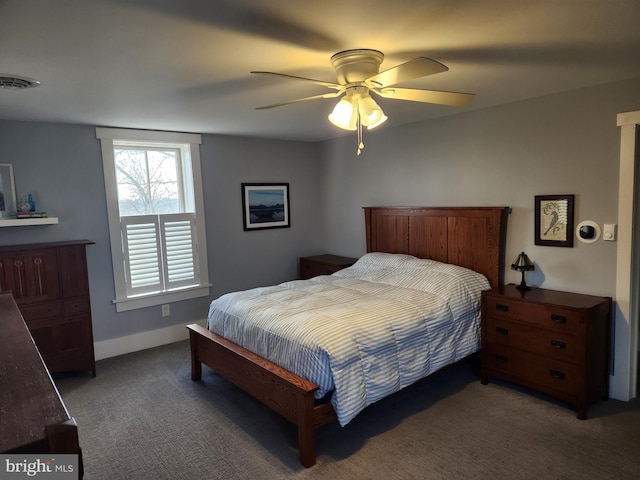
[28,313,93,372]
[63,296,90,314]
[485,317,580,363]
[20,301,63,320]
[485,295,580,332]
[485,345,579,396]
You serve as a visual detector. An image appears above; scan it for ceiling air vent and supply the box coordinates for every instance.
[0,74,41,90]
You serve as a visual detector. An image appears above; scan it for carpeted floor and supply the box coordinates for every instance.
[53,340,640,480]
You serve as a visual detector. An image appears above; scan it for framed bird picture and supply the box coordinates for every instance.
[535,194,575,247]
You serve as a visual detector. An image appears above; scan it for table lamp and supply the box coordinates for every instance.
[511,252,535,290]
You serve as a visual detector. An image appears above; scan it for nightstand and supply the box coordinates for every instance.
[299,254,357,280]
[481,284,611,419]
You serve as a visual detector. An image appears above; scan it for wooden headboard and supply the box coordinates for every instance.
[364,207,509,288]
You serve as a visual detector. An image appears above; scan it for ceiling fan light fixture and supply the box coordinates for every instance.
[366,113,387,130]
[253,48,474,155]
[358,95,384,127]
[328,97,357,130]
[328,92,388,154]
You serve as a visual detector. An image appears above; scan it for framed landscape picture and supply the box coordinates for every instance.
[241,183,290,231]
[535,194,574,247]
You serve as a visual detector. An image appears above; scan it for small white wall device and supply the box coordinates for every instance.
[575,221,601,243]
[603,223,616,241]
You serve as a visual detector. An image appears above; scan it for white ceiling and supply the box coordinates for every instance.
[1,0,639,142]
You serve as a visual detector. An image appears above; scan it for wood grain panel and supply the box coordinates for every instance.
[370,214,409,254]
[409,216,447,262]
[0,250,60,304]
[365,206,508,288]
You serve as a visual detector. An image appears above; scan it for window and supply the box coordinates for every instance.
[96,128,210,312]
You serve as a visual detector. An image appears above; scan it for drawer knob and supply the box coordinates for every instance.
[550,369,566,379]
[551,314,567,324]
[551,340,567,349]
[496,303,509,312]
[496,326,509,335]
[495,354,509,363]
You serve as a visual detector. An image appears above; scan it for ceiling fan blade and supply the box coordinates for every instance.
[255,90,344,110]
[251,71,342,90]
[365,57,449,88]
[372,87,475,107]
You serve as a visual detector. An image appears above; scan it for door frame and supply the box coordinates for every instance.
[613,110,639,400]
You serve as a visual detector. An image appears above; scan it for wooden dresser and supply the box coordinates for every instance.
[481,284,611,419]
[299,254,357,280]
[0,292,83,476]
[0,240,96,376]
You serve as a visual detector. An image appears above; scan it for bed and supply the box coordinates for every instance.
[188,206,508,467]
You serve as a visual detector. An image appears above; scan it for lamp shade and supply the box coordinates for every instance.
[358,95,384,127]
[328,97,357,130]
[511,252,535,272]
[366,113,387,130]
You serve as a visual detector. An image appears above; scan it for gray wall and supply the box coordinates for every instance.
[1,76,638,344]
[200,134,324,297]
[0,122,323,341]
[320,77,640,298]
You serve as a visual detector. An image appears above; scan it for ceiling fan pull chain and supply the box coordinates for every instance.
[357,114,364,155]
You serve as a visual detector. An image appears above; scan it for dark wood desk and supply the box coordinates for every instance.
[0,292,83,474]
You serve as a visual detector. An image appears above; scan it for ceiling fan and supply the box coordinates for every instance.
[252,49,475,154]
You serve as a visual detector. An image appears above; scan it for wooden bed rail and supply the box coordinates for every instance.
[188,324,337,467]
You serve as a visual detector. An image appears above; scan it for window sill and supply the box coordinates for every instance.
[113,284,211,312]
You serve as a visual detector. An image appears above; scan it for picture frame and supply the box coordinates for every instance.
[535,194,575,247]
[0,163,17,218]
[241,183,290,231]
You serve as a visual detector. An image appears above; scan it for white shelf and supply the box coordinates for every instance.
[0,217,59,227]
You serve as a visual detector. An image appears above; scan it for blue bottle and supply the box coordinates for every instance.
[27,194,35,212]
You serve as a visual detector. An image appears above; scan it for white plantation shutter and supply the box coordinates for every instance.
[162,213,197,288]
[122,215,161,295]
[122,213,198,296]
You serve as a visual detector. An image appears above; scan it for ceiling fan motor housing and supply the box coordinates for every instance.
[330,49,384,84]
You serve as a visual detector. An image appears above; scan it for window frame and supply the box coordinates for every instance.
[96,127,210,312]
[114,145,186,215]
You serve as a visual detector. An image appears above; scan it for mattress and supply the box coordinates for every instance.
[207,252,491,426]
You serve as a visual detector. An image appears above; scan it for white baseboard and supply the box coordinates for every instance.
[94,318,207,361]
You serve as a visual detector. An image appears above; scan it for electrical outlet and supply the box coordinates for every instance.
[161,304,170,317]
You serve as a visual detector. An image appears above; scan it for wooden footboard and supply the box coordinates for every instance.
[187,324,337,467]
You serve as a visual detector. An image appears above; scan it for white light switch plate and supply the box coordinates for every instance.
[603,223,616,241]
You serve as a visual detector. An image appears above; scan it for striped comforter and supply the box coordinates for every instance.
[207,252,491,426]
